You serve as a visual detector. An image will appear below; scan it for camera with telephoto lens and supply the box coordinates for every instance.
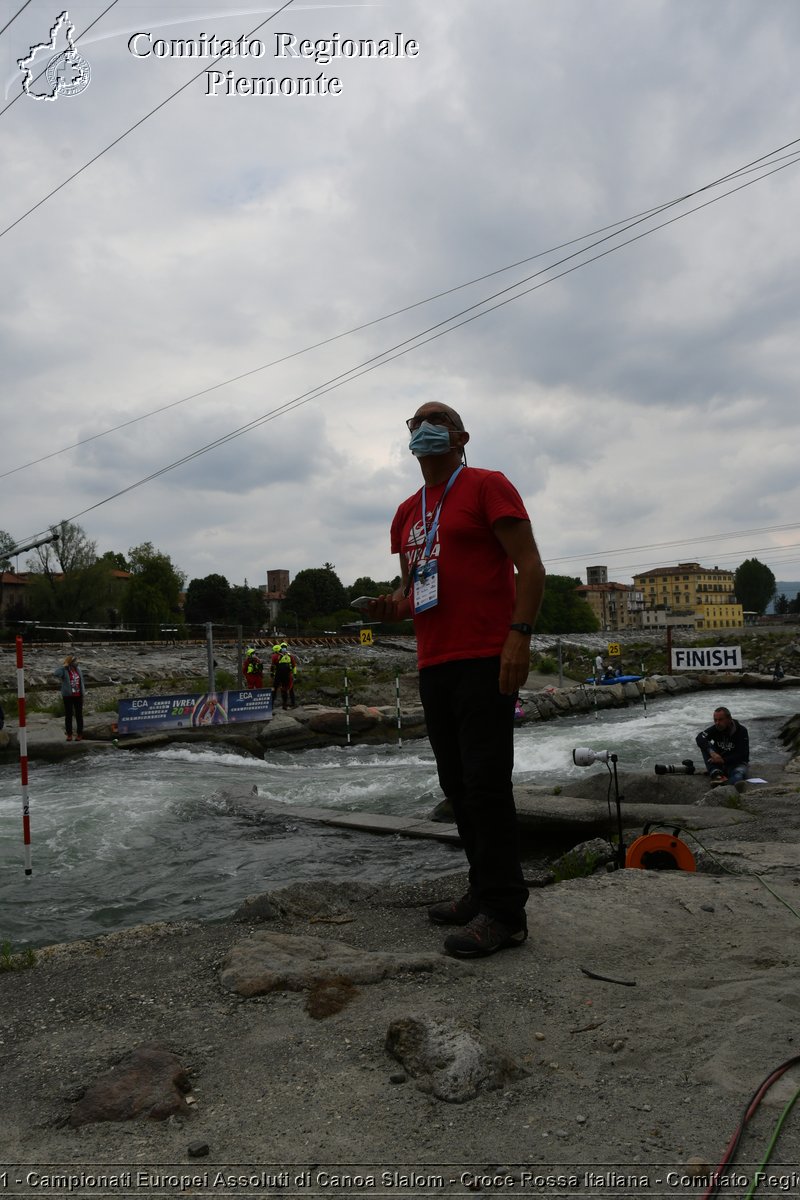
[654,759,696,775]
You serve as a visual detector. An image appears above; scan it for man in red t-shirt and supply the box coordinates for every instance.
[371,403,545,958]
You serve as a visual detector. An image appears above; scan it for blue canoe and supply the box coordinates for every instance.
[585,674,643,685]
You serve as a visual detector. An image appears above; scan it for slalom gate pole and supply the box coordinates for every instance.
[206,622,215,692]
[395,673,402,747]
[641,659,648,717]
[344,669,351,746]
[16,636,32,875]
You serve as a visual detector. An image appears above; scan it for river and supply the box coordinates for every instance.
[0,686,796,949]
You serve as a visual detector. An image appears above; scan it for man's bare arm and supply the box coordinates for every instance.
[493,518,546,695]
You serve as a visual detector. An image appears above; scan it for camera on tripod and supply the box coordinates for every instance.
[654,759,696,776]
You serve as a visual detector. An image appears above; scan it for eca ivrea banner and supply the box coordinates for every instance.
[117,689,273,734]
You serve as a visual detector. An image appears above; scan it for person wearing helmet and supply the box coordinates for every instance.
[271,642,298,709]
[243,646,264,689]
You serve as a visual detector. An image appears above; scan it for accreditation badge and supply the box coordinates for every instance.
[412,559,439,613]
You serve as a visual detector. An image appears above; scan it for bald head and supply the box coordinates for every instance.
[413,401,465,432]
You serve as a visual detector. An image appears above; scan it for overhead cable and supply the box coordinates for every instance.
[27,147,800,534]
[576,540,800,578]
[545,520,800,563]
[0,0,296,234]
[0,0,121,112]
[0,0,35,41]
[4,138,800,481]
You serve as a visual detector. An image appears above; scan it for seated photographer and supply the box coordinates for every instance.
[695,706,749,785]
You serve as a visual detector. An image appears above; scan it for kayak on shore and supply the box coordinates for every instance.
[585,674,644,685]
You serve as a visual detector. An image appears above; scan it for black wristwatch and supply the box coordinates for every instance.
[509,622,533,635]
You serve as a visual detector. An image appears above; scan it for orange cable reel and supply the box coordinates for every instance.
[625,824,696,872]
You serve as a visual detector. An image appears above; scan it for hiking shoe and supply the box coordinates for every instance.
[428,891,480,926]
[710,773,728,787]
[75,735,83,742]
[709,768,723,781]
[65,735,73,742]
[443,913,528,958]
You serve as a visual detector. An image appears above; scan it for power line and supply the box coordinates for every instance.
[8,143,800,507]
[0,198,701,481]
[4,138,800,482]
[0,0,122,113]
[582,542,800,578]
[38,146,800,532]
[0,0,297,236]
[546,521,800,564]
[0,0,35,41]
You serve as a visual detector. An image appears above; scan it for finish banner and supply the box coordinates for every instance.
[117,688,274,734]
[671,646,742,672]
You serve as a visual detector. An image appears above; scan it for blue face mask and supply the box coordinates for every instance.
[409,421,453,458]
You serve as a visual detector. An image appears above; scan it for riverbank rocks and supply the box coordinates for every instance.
[308,704,382,735]
[220,931,460,997]
[780,713,800,757]
[549,837,616,880]
[231,879,380,924]
[2,636,798,762]
[68,1043,192,1127]
[385,1015,525,1103]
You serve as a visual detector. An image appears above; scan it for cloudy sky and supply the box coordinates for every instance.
[2,0,800,595]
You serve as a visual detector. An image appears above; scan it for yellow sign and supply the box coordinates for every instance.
[360,628,373,646]
[607,642,621,657]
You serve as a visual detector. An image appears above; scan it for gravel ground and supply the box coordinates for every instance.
[2,787,800,1197]
[3,642,800,1199]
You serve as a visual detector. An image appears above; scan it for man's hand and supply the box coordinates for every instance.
[708,750,724,766]
[499,630,531,695]
[368,594,411,622]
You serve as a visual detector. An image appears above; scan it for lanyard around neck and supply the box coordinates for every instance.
[421,465,463,559]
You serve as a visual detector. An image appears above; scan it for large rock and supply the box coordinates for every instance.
[308,704,382,735]
[68,1043,191,1127]
[231,879,378,923]
[220,931,458,997]
[385,1015,525,1103]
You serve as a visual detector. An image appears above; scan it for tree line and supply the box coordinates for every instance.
[1,522,790,638]
[0,522,186,638]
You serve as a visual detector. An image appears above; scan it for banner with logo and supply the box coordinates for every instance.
[117,688,273,735]
[671,646,742,672]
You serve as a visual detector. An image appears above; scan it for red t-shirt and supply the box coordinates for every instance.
[390,466,530,669]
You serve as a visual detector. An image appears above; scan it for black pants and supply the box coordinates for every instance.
[63,696,84,736]
[419,656,528,926]
[273,667,295,707]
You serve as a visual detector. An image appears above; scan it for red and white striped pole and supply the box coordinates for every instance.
[16,636,32,875]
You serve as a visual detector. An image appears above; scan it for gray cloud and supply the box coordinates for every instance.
[3,0,800,590]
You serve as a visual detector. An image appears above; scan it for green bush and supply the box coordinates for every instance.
[536,655,558,675]
[0,941,36,972]
[550,846,610,882]
[24,695,63,718]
